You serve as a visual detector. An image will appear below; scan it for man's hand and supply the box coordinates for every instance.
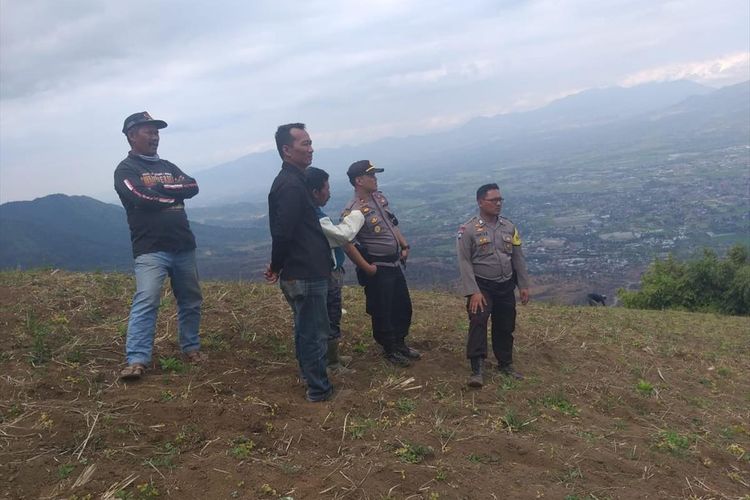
[468,292,487,314]
[264,263,279,284]
[520,288,530,305]
[364,263,378,277]
[400,247,409,263]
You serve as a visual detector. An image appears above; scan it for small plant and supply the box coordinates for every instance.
[348,418,376,439]
[432,383,452,401]
[499,377,520,391]
[159,357,185,373]
[542,394,579,416]
[37,412,54,430]
[352,341,367,354]
[635,379,654,396]
[654,430,692,455]
[558,466,583,484]
[395,397,416,415]
[230,436,255,459]
[259,483,276,496]
[57,464,75,479]
[435,468,447,481]
[160,390,175,402]
[203,331,230,351]
[717,366,731,377]
[266,335,289,358]
[726,443,746,460]
[144,441,179,469]
[501,408,524,432]
[136,482,159,497]
[395,442,433,464]
[27,312,50,365]
[65,348,84,364]
[1,404,23,423]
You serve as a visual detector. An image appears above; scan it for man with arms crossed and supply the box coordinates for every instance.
[457,183,530,387]
[265,123,334,402]
[115,112,204,380]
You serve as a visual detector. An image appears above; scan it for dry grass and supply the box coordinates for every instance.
[0,269,749,499]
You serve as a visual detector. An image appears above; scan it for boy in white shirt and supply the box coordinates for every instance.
[305,167,374,372]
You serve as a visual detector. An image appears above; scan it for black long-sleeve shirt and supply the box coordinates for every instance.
[268,162,331,279]
[114,153,198,258]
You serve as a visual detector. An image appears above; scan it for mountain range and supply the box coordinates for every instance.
[191,79,744,205]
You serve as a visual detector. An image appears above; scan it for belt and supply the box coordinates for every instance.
[370,253,400,264]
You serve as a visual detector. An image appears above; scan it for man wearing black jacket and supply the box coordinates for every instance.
[265,123,334,402]
[114,112,204,380]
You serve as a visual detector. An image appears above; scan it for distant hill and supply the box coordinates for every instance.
[0,194,268,278]
[0,194,132,271]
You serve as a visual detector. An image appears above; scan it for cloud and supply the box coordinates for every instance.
[1,0,748,202]
[621,53,750,87]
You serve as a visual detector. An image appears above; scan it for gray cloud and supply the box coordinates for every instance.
[1,0,748,202]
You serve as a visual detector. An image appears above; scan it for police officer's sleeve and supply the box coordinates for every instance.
[456,229,480,296]
[511,227,530,289]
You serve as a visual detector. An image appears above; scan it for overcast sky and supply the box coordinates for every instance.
[1,0,748,203]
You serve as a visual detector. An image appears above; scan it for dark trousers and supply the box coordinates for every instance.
[363,265,412,352]
[466,277,516,366]
[326,268,344,341]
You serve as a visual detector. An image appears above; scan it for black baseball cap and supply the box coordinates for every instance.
[346,160,384,180]
[122,111,168,134]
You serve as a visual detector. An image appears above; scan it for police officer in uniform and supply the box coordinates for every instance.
[457,183,530,387]
[342,160,421,367]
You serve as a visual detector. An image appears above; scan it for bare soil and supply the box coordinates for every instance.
[1,270,748,499]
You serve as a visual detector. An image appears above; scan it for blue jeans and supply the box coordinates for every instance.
[280,278,332,401]
[125,250,203,365]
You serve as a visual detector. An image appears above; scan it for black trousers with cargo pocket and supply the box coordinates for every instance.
[363,265,412,353]
[466,277,516,366]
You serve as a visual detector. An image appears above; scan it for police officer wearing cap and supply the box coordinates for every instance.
[342,160,421,367]
[114,112,204,381]
[457,183,530,387]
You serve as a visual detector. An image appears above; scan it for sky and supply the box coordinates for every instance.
[1,0,748,203]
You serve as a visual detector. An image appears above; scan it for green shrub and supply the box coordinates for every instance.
[618,245,749,315]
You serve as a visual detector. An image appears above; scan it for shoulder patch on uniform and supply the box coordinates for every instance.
[457,225,466,239]
[512,227,522,246]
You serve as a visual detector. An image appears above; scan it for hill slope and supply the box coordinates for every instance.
[0,194,268,278]
[1,270,748,498]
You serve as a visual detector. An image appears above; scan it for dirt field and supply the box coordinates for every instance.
[1,270,749,499]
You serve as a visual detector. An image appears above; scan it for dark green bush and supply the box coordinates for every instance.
[618,245,749,316]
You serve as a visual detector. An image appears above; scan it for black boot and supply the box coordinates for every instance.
[467,357,484,388]
[498,363,523,380]
[327,340,355,374]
